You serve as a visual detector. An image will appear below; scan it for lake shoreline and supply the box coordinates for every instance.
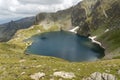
[68,27,105,49]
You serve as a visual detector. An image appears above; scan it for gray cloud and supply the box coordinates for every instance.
[0,0,82,24]
[18,0,63,5]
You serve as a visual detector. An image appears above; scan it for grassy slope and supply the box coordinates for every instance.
[0,25,120,80]
[91,25,120,59]
[97,29,120,59]
[91,16,120,59]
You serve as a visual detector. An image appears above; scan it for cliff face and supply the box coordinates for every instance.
[71,0,120,36]
[0,17,35,42]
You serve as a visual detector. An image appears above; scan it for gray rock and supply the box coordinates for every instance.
[102,73,108,80]
[90,72,102,80]
[83,72,117,80]
[30,72,45,80]
[106,73,116,80]
[117,70,120,75]
[53,71,75,79]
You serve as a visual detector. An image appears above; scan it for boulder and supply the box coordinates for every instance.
[83,72,117,80]
[53,71,75,79]
[30,72,45,80]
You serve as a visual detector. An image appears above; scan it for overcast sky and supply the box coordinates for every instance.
[0,0,82,24]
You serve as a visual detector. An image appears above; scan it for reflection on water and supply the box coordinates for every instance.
[26,31,105,62]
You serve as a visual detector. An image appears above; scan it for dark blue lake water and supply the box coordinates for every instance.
[25,31,105,62]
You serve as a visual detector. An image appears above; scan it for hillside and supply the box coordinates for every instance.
[0,17,35,42]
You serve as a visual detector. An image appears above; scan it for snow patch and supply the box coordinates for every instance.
[69,26,79,33]
[89,36,102,46]
[104,29,109,33]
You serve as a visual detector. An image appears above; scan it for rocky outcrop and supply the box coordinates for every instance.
[117,70,120,75]
[30,72,45,80]
[53,71,75,79]
[71,3,86,27]
[89,0,120,29]
[30,71,75,80]
[71,0,120,36]
[83,72,117,80]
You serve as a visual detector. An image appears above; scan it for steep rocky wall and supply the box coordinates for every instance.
[81,0,120,35]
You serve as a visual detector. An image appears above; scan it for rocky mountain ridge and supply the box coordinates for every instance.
[0,17,35,42]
